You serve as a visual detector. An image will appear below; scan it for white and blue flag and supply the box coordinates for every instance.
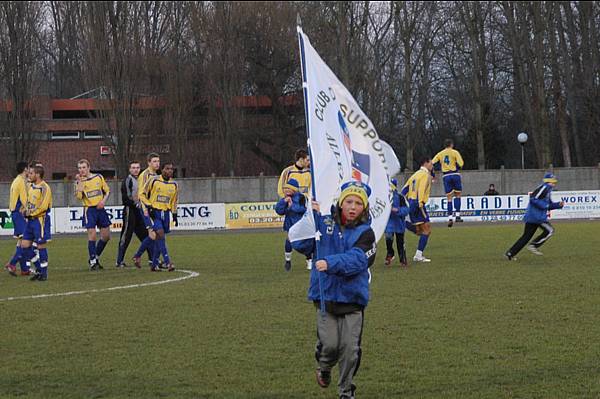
[289,26,400,241]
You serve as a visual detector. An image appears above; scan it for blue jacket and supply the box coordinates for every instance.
[523,183,563,224]
[275,192,306,231]
[292,207,376,308]
[385,190,409,234]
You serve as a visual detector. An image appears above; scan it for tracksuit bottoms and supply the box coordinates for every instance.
[315,308,364,399]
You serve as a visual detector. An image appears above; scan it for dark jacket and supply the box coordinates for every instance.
[121,174,138,208]
[274,192,306,231]
[524,183,563,224]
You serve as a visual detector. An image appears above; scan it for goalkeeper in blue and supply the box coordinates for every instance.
[384,178,409,267]
[505,173,564,260]
[274,178,307,271]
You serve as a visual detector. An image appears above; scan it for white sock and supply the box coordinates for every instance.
[456,212,460,217]
[285,252,292,261]
[415,250,423,258]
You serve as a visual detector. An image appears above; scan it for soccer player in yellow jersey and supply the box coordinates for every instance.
[131,153,160,267]
[401,157,434,262]
[277,149,312,198]
[133,162,178,271]
[4,161,31,276]
[432,139,465,227]
[22,165,52,281]
[75,159,111,270]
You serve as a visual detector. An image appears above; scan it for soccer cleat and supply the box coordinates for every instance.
[167,263,175,272]
[384,255,394,266]
[158,263,170,270]
[150,266,161,272]
[448,219,454,228]
[133,256,142,269]
[20,270,32,276]
[504,252,517,261]
[316,368,331,388]
[527,245,543,256]
[115,262,126,268]
[413,255,431,263]
[306,259,313,270]
[36,275,47,282]
[29,272,40,281]
[284,260,291,272]
[400,258,408,267]
[96,260,104,270]
[5,263,17,277]
[455,216,464,223]
[89,258,98,271]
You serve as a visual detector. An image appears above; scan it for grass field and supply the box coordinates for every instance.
[1,221,600,399]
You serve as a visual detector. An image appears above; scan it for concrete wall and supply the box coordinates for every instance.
[2,167,599,207]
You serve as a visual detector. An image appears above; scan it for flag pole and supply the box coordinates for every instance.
[297,17,325,313]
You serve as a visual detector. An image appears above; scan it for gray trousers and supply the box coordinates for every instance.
[315,309,364,398]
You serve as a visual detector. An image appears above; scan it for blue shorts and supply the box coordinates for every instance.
[151,210,171,233]
[23,215,52,244]
[83,207,111,229]
[408,200,430,225]
[443,174,462,194]
[11,211,26,238]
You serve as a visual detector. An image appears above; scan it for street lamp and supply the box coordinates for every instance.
[517,132,528,170]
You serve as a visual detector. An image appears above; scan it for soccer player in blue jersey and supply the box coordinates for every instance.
[401,158,434,262]
[384,178,410,267]
[274,178,307,271]
[22,165,52,281]
[432,139,465,227]
[505,173,564,260]
[4,161,31,276]
[75,159,111,270]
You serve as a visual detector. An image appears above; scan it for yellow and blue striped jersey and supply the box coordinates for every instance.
[27,181,52,219]
[76,174,110,207]
[277,164,311,198]
[432,148,464,174]
[9,175,28,212]
[138,168,158,207]
[141,176,178,211]
[402,167,432,206]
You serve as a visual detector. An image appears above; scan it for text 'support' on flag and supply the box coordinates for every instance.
[291,27,399,241]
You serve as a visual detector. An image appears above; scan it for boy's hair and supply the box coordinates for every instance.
[129,160,141,167]
[419,156,431,166]
[77,159,91,167]
[295,149,308,161]
[147,152,160,162]
[29,160,42,168]
[32,165,44,179]
[16,161,28,174]
[444,139,454,148]
[162,161,174,168]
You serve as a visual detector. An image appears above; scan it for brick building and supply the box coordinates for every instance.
[0,95,303,182]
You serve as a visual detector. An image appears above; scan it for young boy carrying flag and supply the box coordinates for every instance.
[505,173,564,260]
[292,181,376,399]
[384,178,410,267]
[275,178,307,271]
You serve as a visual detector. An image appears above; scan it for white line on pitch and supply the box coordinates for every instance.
[0,269,199,303]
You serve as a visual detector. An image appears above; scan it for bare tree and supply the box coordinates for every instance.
[0,1,45,167]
